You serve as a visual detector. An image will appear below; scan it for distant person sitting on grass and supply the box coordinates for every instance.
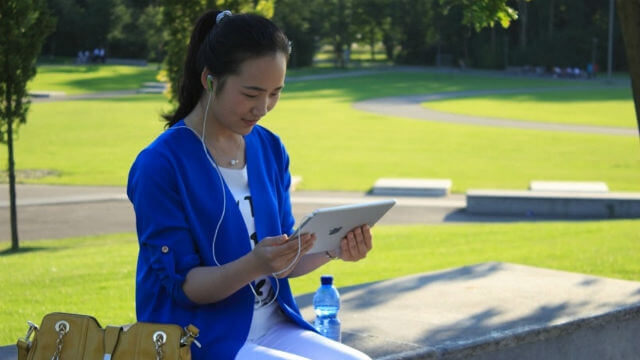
[127,9,373,360]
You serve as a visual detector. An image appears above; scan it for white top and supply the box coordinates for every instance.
[218,166,285,341]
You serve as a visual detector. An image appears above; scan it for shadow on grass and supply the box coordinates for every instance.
[63,74,156,93]
[283,72,584,103]
[38,65,102,74]
[0,246,62,256]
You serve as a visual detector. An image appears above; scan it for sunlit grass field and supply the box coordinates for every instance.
[1,220,638,344]
[2,68,638,192]
[28,64,159,94]
[423,88,637,128]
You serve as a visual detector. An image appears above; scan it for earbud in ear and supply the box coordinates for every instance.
[206,75,214,91]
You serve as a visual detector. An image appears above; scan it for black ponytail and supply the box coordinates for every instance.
[163,10,290,127]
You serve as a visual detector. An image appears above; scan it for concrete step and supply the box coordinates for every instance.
[466,189,640,218]
[141,82,167,88]
[28,91,66,98]
[529,181,609,193]
[371,178,452,197]
[298,262,640,359]
[291,175,302,191]
[136,87,165,94]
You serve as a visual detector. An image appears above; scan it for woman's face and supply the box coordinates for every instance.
[209,52,287,136]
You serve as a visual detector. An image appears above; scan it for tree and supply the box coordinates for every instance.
[273,0,324,68]
[393,0,437,64]
[43,0,113,57]
[162,0,207,102]
[352,0,393,61]
[319,0,357,68]
[0,0,55,251]
[616,0,640,136]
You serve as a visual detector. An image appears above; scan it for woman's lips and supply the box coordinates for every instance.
[243,118,259,126]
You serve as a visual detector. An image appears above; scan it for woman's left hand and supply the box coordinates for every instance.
[334,224,372,262]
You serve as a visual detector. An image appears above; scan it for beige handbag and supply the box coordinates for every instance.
[17,312,200,360]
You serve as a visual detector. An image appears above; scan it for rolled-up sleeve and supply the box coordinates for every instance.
[128,149,200,308]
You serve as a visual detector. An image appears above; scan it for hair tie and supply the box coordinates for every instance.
[216,10,232,25]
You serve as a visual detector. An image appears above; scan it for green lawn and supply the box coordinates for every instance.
[1,219,638,344]
[2,71,639,191]
[0,95,170,184]
[29,64,160,94]
[423,88,637,128]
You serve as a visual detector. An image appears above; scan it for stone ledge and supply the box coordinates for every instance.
[298,262,640,360]
[529,181,609,193]
[375,305,640,360]
[466,189,640,218]
[291,176,302,192]
[371,178,452,197]
[28,91,66,98]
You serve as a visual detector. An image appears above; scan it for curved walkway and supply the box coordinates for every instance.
[353,87,638,136]
[30,89,138,103]
[30,66,638,137]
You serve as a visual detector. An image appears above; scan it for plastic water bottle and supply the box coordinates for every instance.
[313,275,341,342]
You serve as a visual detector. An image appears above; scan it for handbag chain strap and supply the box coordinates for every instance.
[51,321,69,360]
[153,331,166,360]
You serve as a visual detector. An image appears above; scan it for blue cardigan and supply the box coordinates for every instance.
[127,121,315,359]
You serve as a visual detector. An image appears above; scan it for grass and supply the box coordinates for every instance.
[1,219,639,344]
[28,64,160,94]
[0,95,170,185]
[423,88,637,128]
[270,73,640,192]
[2,71,639,191]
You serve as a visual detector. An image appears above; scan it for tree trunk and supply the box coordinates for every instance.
[548,0,555,38]
[519,0,528,49]
[6,90,19,251]
[616,0,640,137]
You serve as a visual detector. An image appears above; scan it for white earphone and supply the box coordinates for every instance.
[206,74,214,92]
[191,74,302,307]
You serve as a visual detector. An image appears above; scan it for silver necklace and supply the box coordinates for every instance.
[229,159,239,166]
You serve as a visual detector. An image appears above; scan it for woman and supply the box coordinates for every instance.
[127,9,372,360]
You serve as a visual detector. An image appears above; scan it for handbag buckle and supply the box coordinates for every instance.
[22,321,39,345]
[180,326,201,348]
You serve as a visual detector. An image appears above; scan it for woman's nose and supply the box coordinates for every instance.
[252,100,268,117]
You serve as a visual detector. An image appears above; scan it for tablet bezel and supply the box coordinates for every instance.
[290,199,396,254]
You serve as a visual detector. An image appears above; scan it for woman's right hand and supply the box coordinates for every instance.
[251,233,316,277]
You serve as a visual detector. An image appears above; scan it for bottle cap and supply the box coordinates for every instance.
[321,275,333,285]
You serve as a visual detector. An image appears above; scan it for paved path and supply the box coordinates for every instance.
[353,87,638,136]
[30,89,138,103]
[0,184,504,243]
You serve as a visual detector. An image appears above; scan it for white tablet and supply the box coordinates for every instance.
[291,199,396,254]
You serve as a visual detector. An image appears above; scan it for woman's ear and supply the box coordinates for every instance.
[200,70,214,91]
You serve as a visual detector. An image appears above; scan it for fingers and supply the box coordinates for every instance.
[254,233,315,275]
[282,233,315,256]
[274,234,316,278]
[340,225,372,262]
[259,234,289,246]
[363,224,372,251]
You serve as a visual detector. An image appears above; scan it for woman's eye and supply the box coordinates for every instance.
[243,93,257,98]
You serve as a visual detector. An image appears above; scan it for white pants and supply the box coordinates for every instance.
[235,320,371,360]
